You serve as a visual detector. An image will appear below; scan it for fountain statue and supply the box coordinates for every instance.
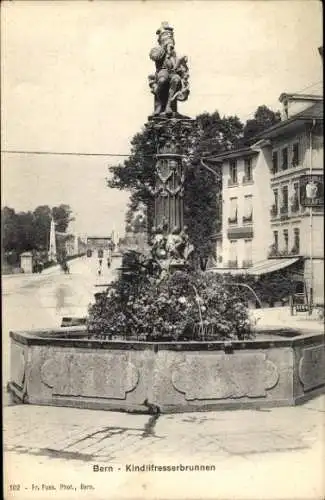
[148,21,190,116]
[147,22,194,273]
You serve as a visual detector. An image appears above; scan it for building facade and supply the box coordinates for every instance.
[210,94,324,304]
[258,97,324,303]
[212,147,273,269]
[86,236,114,252]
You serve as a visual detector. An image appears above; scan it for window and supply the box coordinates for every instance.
[229,161,238,184]
[244,158,253,182]
[292,143,299,167]
[282,148,288,170]
[271,189,278,216]
[293,228,300,253]
[273,231,279,251]
[272,151,278,174]
[290,182,300,212]
[283,229,289,253]
[243,239,253,268]
[229,240,238,267]
[243,195,253,222]
[281,186,289,214]
[228,197,238,224]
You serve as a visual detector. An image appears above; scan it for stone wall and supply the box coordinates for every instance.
[9,330,325,412]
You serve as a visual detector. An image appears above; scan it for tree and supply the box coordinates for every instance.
[2,204,74,260]
[33,205,52,250]
[184,111,244,268]
[52,204,74,233]
[108,126,156,234]
[107,111,244,265]
[195,111,244,156]
[16,211,36,252]
[243,105,281,143]
[2,207,19,252]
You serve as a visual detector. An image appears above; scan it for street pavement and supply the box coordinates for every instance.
[3,257,325,499]
[2,255,121,399]
[250,306,324,333]
[3,396,325,499]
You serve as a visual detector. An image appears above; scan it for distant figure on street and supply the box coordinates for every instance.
[61,260,70,274]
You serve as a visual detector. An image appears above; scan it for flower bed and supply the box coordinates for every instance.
[88,268,254,342]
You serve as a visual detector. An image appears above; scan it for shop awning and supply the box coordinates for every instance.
[245,257,301,276]
[207,257,301,277]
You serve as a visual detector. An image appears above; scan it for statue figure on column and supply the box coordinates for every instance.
[148,22,190,116]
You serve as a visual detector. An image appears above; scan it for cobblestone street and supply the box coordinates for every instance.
[4,395,325,499]
[3,255,325,499]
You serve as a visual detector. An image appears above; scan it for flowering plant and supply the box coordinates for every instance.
[88,267,253,341]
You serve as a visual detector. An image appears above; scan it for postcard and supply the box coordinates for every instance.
[2,1,324,499]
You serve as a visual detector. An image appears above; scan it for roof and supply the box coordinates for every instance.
[207,257,300,277]
[295,101,323,120]
[279,93,323,103]
[254,101,323,140]
[208,147,258,163]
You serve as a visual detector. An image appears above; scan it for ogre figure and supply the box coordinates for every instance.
[148,22,189,116]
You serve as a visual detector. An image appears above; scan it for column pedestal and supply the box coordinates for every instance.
[146,115,195,273]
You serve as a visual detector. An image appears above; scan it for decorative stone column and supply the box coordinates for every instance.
[149,116,194,234]
[147,22,194,273]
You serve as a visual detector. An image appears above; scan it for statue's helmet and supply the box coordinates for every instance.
[156,21,173,36]
[156,22,174,46]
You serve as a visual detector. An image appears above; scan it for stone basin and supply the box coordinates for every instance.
[8,327,325,413]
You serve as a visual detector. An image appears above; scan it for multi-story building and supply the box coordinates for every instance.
[210,93,324,304]
[256,95,323,303]
[211,146,272,269]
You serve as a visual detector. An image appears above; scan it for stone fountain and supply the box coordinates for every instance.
[8,23,325,412]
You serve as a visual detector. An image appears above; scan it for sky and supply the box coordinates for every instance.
[1,0,323,238]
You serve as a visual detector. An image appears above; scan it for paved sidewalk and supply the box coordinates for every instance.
[251,306,324,333]
[3,396,325,499]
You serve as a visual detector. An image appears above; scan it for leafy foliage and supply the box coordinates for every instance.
[108,126,156,233]
[88,269,253,341]
[2,204,74,255]
[225,270,297,307]
[243,105,281,143]
[107,105,280,265]
[52,204,75,233]
[107,111,245,264]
